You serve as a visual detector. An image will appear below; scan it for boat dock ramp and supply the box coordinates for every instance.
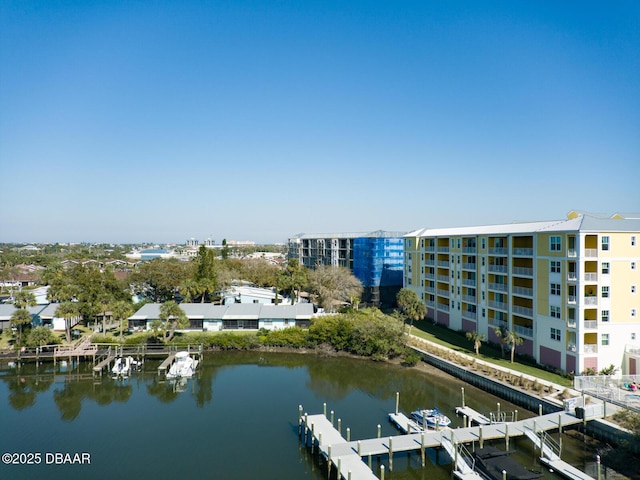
[299,402,602,480]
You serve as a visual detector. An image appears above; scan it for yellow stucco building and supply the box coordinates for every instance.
[404,212,640,374]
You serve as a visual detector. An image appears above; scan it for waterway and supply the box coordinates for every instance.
[0,351,618,480]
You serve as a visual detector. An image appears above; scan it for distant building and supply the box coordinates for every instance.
[288,230,406,307]
[404,211,640,375]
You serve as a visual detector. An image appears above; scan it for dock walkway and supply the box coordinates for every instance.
[302,408,599,480]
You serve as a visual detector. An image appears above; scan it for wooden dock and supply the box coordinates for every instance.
[300,407,600,480]
[455,406,492,425]
[157,353,176,375]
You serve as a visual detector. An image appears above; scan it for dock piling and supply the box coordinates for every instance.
[395,392,399,415]
[380,464,385,480]
[421,432,425,466]
[388,437,393,471]
[377,424,381,438]
[461,387,465,408]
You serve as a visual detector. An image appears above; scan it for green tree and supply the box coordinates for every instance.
[159,301,188,342]
[494,327,523,363]
[307,265,363,313]
[10,308,32,345]
[466,330,486,356]
[56,301,80,343]
[130,258,190,302]
[221,239,230,260]
[110,300,135,340]
[26,326,59,347]
[396,288,427,336]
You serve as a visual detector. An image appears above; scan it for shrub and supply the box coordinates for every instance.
[402,350,421,367]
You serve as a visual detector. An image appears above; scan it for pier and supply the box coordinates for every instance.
[299,401,603,480]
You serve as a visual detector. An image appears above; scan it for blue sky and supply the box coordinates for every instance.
[1,1,639,244]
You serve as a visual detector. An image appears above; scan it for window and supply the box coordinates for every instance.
[602,262,610,274]
[602,236,610,251]
[602,286,609,298]
[482,308,486,317]
[481,257,485,266]
[633,285,637,294]
[481,238,486,249]
[601,333,610,346]
[632,262,637,270]
[632,236,637,247]
[551,328,561,341]
[482,291,485,301]
[451,286,454,293]
[482,274,485,283]
[632,309,637,318]
[632,333,636,341]
[550,283,561,296]
[550,236,561,252]
[457,238,461,249]
[457,255,460,264]
[550,306,561,319]
[457,287,460,295]
[550,261,561,274]
[602,310,609,322]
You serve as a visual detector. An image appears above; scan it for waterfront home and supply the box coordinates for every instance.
[127,302,314,332]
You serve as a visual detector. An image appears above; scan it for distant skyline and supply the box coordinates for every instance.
[2,1,639,244]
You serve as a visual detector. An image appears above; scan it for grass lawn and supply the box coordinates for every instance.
[411,321,573,387]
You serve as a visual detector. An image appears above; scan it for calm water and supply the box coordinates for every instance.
[0,352,609,480]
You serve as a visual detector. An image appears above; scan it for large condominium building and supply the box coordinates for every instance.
[404,212,640,375]
[288,230,405,306]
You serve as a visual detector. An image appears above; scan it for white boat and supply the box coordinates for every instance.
[411,407,452,428]
[111,356,141,377]
[166,351,199,379]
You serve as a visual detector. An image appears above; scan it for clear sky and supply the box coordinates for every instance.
[1,1,639,245]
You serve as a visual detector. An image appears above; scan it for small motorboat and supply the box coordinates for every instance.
[111,356,141,377]
[166,351,199,379]
[411,407,452,428]
[472,446,543,480]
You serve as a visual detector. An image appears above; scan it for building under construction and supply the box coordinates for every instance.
[288,230,405,307]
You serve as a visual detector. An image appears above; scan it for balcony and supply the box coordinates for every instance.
[488,265,508,274]
[462,295,477,303]
[584,249,598,258]
[425,259,435,266]
[437,289,449,297]
[425,272,435,280]
[512,305,533,317]
[489,283,508,293]
[584,273,598,282]
[568,343,577,352]
[437,303,450,312]
[462,263,477,271]
[512,267,533,277]
[513,248,533,256]
[567,272,577,281]
[568,249,577,258]
[488,318,508,330]
[584,344,598,354]
[489,247,508,255]
[462,247,477,254]
[437,246,450,253]
[425,286,435,294]
[512,286,533,297]
[513,324,533,338]
[426,299,435,308]
[488,300,508,311]
[437,275,449,282]
[462,279,477,287]
[567,295,576,304]
[425,246,436,252]
[462,310,477,320]
[584,296,598,306]
[567,320,576,328]
[584,320,597,329]
[437,261,450,268]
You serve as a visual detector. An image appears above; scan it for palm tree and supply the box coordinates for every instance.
[110,301,134,341]
[493,327,523,363]
[56,301,80,343]
[466,331,486,356]
[10,308,32,345]
[396,288,427,336]
[159,301,188,342]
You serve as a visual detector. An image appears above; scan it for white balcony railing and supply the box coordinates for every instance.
[512,305,533,317]
[512,286,533,297]
[425,259,435,266]
[584,273,598,282]
[437,289,449,297]
[437,303,450,312]
[568,343,577,352]
[437,275,449,282]
[462,295,477,303]
[488,301,508,311]
[489,283,508,293]
[513,324,533,338]
[584,344,598,354]
[488,265,508,273]
[584,320,597,329]
[462,263,477,271]
[489,247,508,255]
[437,261,449,268]
[513,267,533,277]
[462,310,477,320]
[584,249,598,258]
[437,247,449,253]
[462,279,477,287]
[513,248,533,256]
[567,295,577,304]
[567,320,576,328]
[568,249,577,258]
[584,296,598,306]
[462,247,477,254]
[488,319,508,330]
[567,272,577,281]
